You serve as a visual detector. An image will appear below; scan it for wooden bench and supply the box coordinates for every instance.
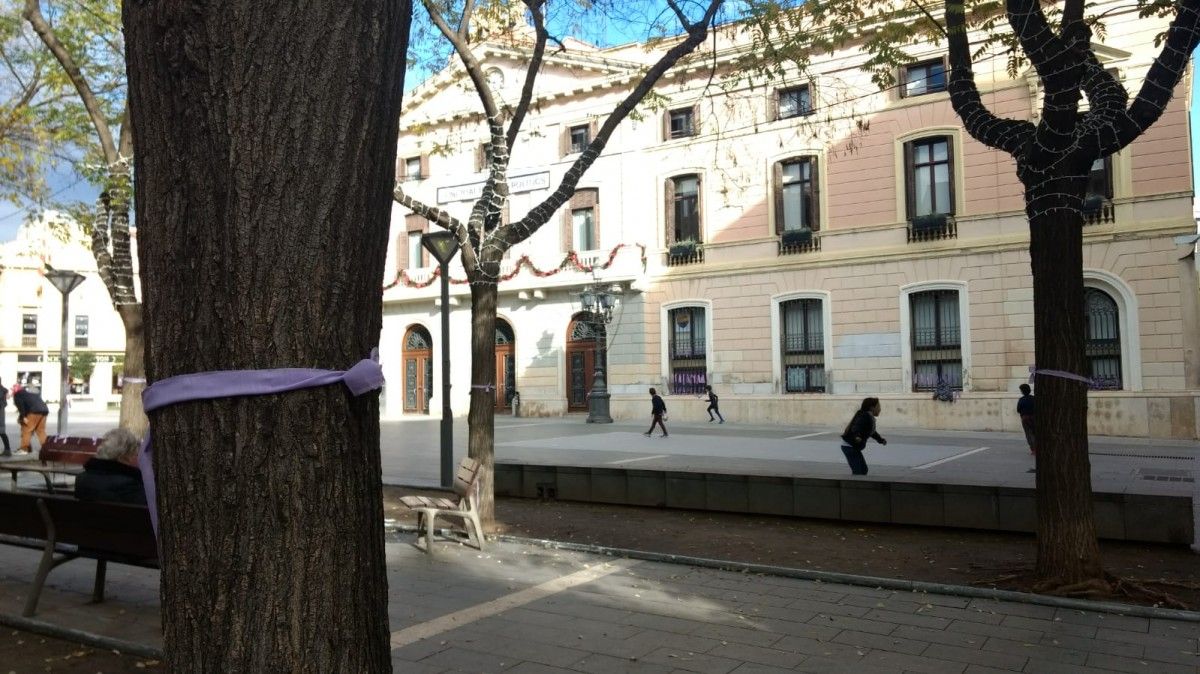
[6,436,102,493]
[400,457,485,553]
[0,490,157,616]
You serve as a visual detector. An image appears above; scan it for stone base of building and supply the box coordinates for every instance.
[599,391,1200,440]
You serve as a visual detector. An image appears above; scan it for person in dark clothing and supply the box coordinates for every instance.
[840,397,886,475]
[1017,383,1035,454]
[12,384,49,453]
[700,385,725,423]
[75,428,146,505]
[644,387,668,437]
[0,378,10,456]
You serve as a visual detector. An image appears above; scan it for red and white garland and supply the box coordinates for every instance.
[383,243,647,290]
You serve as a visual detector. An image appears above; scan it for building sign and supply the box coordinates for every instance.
[436,171,550,204]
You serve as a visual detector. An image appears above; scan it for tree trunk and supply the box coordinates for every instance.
[1026,181,1105,591]
[116,303,147,438]
[468,279,498,524]
[124,1,410,670]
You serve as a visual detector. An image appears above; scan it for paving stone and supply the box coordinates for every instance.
[1000,615,1098,638]
[980,637,1089,665]
[708,642,805,669]
[1021,660,1108,674]
[454,629,593,667]
[688,623,785,648]
[417,645,522,672]
[778,597,869,618]
[893,625,987,650]
[962,666,1019,674]
[757,619,842,642]
[571,653,677,674]
[771,635,865,660]
[859,649,969,673]
[623,629,723,655]
[966,600,1059,620]
[807,612,897,636]
[388,657,446,674]
[924,604,1008,625]
[728,663,795,674]
[923,643,1028,671]
[1037,633,1143,659]
[506,663,575,674]
[792,655,900,674]
[1096,626,1199,652]
[1084,651,1199,673]
[863,607,952,630]
[948,619,1045,643]
[639,646,742,674]
[831,628,930,655]
[1051,608,1149,633]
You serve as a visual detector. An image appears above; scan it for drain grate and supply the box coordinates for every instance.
[1138,468,1194,483]
[1092,451,1194,461]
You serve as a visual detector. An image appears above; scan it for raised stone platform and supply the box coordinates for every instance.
[494,462,1195,545]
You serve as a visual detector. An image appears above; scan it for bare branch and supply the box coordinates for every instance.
[946,0,1033,156]
[23,0,118,164]
[392,186,479,273]
[458,0,476,40]
[909,0,949,39]
[665,0,694,31]
[506,0,547,152]
[117,101,133,159]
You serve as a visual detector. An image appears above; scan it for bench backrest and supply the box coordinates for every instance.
[0,491,157,560]
[454,458,482,502]
[39,436,102,466]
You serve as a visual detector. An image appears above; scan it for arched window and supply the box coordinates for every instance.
[1084,288,1122,390]
[668,306,707,394]
[495,321,514,345]
[405,327,431,350]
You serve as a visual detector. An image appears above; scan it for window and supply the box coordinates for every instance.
[778,85,812,119]
[404,214,427,268]
[903,59,946,97]
[569,125,589,154]
[474,141,492,172]
[16,371,42,392]
[781,299,825,392]
[406,157,422,180]
[667,175,701,243]
[909,290,962,391]
[21,313,36,347]
[775,157,819,233]
[563,188,599,252]
[1086,157,1113,201]
[668,307,707,394]
[905,137,954,219]
[667,107,695,139]
[407,233,424,269]
[1084,287,1122,390]
[74,315,89,348]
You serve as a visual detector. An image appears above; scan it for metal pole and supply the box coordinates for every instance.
[57,291,70,435]
[439,262,453,488]
[586,301,613,424]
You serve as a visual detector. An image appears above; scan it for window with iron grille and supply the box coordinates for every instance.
[909,290,962,391]
[778,85,812,119]
[21,313,36,347]
[569,125,589,154]
[1084,287,1122,390]
[668,108,695,139]
[905,137,954,219]
[668,307,707,394]
[74,315,89,348]
[781,299,824,392]
[903,59,946,97]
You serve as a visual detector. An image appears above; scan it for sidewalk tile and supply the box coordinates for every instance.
[709,642,805,669]
[571,653,677,674]
[807,613,897,636]
[1051,608,1149,633]
[831,628,929,655]
[1084,651,1199,673]
[980,637,1088,665]
[863,607,952,630]
[639,646,742,674]
[1000,615,1097,638]
[949,619,1044,643]
[859,650,968,673]
[924,643,1028,671]
[1097,626,1199,652]
[1037,633,1143,658]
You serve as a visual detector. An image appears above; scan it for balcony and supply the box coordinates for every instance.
[907,213,957,243]
[1082,195,1115,226]
[666,241,704,267]
[778,229,821,255]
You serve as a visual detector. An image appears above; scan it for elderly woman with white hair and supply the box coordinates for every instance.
[74,428,146,505]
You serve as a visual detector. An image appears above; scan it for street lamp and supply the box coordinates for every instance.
[44,268,85,435]
[578,282,618,424]
[421,230,460,488]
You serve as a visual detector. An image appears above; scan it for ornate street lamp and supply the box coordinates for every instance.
[44,268,85,435]
[578,282,618,423]
[421,231,460,489]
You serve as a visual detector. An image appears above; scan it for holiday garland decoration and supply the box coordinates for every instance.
[383,243,648,290]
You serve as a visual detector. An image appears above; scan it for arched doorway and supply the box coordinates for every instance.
[495,319,516,410]
[566,313,604,412]
[402,325,433,414]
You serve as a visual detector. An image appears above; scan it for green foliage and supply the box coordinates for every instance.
[69,350,96,382]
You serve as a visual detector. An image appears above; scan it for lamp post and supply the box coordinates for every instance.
[578,282,618,424]
[421,231,460,488]
[44,269,85,435]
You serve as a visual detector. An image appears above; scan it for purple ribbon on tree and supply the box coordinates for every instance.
[137,349,385,533]
[1028,365,1095,386]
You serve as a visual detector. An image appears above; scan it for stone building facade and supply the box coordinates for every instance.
[382,4,1200,439]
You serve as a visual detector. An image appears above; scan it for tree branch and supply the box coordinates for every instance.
[392,186,479,274]
[23,0,118,164]
[946,0,1033,156]
[458,0,476,40]
[502,0,724,246]
[506,0,547,152]
[666,0,694,31]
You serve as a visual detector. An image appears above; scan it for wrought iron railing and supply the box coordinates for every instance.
[1082,198,1115,226]
[907,214,957,243]
[778,233,821,255]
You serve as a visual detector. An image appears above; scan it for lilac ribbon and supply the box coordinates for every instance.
[1028,366,1095,386]
[137,349,384,533]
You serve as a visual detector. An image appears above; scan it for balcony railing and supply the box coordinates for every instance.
[1082,197,1115,226]
[907,214,957,243]
[665,242,704,267]
[778,230,821,255]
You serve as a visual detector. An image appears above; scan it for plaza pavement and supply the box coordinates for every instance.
[0,531,1197,673]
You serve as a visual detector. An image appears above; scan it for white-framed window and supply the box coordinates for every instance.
[771,292,832,394]
[407,232,424,270]
[1082,270,1141,391]
[899,281,971,392]
[74,315,89,348]
[903,58,947,97]
[660,301,712,395]
[572,208,595,251]
[905,136,954,219]
[774,156,819,233]
[666,107,696,139]
[569,125,589,154]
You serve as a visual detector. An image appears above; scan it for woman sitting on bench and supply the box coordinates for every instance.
[74,429,146,505]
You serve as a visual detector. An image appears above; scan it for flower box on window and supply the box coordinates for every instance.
[907,213,956,243]
[669,239,697,258]
[911,213,948,231]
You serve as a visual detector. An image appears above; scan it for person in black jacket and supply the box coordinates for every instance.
[643,387,668,438]
[12,384,49,453]
[840,397,886,475]
[1017,383,1035,454]
[75,428,146,505]
[701,385,725,424]
[0,378,10,456]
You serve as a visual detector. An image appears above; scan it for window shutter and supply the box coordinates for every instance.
[664,178,676,245]
[944,136,956,215]
[419,154,430,179]
[562,207,573,252]
[396,156,407,181]
[903,141,915,220]
[695,174,703,242]
[475,143,485,172]
[397,233,408,270]
[766,90,779,122]
[691,104,700,136]
[559,126,569,157]
[662,109,671,142]
[773,162,785,235]
[588,120,598,150]
[592,199,601,250]
[1103,156,1114,199]
[809,157,821,231]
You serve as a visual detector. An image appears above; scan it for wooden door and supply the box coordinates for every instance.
[403,326,433,414]
[494,320,516,410]
[565,314,602,412]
